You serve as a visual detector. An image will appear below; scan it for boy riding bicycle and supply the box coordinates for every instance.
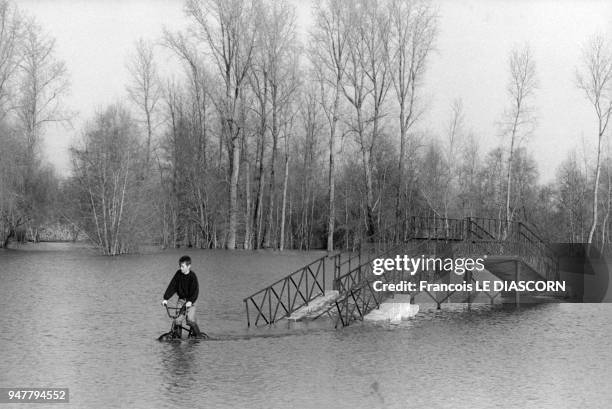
[161,255,205,338]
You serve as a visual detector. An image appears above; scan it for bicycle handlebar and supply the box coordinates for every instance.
[164,303,187,319]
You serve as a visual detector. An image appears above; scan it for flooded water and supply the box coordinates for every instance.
[1,243,611,408]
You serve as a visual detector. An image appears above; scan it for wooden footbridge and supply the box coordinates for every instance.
[243,216,565,328]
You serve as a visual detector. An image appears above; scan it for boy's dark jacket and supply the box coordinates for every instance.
[163,270,199,303]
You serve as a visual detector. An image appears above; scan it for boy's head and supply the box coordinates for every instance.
[179,255,191,274]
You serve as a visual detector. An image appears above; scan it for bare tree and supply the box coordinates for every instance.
[126,38,161,171]
[248,9,270,248]
[387,0,437,240]
[17,20,70,163]
[162,31,210,169]
[252,0,300,249]
[296,83,324,249]
[456,130,480,217]
[160,79,190,248]
[600,150,611,249]
[576,34,612,245]
[556,151,588,243]
[418,139,445,216]
[311,0,349,251]
[0,124,24,247]
[0,1,24,247]
[279,102,297,251]
[501,44,537,237]
[442,99,464,221]
[0,0,22,119]
[162,30,218,248]
[340,0,390,238]
[71,105,144,255]
[479,147,506,221]
[185,0,257,250]
[15,18,70,238]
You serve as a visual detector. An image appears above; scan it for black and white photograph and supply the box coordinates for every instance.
[1,0,612,408]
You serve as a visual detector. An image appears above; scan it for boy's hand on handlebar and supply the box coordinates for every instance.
[161,300,168,306]
[186,301,192,308]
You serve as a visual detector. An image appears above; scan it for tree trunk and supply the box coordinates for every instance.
[395,107,406,241]
[264,114,278,248]
[362,146,375,237]
[600,167,611,250]
[345,182,349,250]
[327,82,341,252]
[253,84,267,249]
[588,124,605,245]
[280,154,289,251]
[244,161,252,250]
[227,131,241,250]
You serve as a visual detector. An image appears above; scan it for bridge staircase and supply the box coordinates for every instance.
[242,216,561,328]
[242,230,412,327]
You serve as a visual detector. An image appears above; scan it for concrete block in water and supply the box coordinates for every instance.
[364,299,419,323]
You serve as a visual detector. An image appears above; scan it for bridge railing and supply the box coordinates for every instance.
[243,255,327,327]
[332,242,393,288]
[466,217,497,240]
[456,239,559,282]
[515,222,558,269]
[466,217,559,280]
[466,217,504,239]
[408,216,466,241]
[333,277,383,328]
[468,217,555,250]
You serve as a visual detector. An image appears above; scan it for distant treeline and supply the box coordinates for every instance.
[1,0,611,255]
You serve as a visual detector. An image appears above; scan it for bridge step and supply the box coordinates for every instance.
[287,290,340,321]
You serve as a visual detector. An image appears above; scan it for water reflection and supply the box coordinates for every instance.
[160,343,199,391]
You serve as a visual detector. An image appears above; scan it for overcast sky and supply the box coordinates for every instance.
[19,0,612,183]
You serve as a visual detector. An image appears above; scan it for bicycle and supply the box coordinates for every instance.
[158,302,209,341]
